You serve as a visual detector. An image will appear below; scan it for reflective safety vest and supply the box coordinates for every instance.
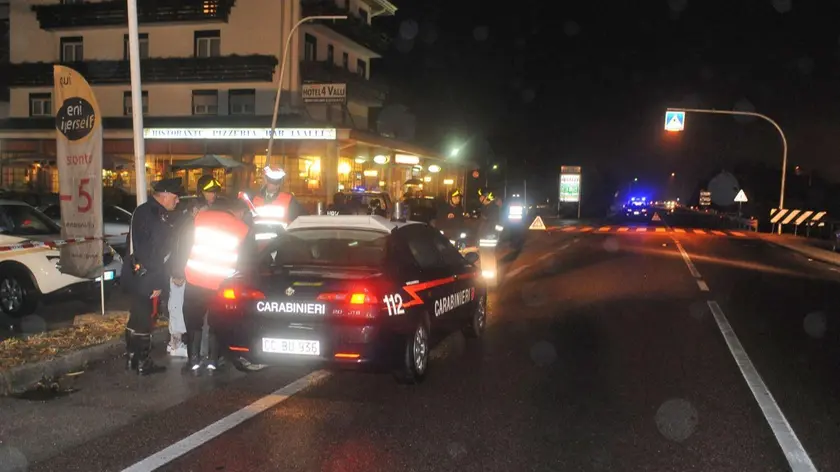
[252,192,292,227]
[185,210,249,291]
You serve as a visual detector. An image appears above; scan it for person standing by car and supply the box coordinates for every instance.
[177,199,251,375]
[121,178,183,375]
[433,188,465,228]
[244,166,308,226]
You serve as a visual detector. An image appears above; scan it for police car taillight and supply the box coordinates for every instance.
[317,291,378,305]
[220,287,266,300]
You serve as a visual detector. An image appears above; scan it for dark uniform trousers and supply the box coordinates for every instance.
[183,283,219,365]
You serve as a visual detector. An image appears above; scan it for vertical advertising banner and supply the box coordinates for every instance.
[54,65,103,278]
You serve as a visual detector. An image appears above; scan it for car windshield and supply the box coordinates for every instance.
[259,228,387,268]
[0,204,62,236]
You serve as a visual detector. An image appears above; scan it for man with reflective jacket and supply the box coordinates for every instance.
[173,199,252,375]
[242,166,307,228]
[476,187,504,283]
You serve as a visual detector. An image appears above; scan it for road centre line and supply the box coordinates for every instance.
[121,369,331,472]
[697,280,709,292]
[706,301,817,472]
[673,239,702,278]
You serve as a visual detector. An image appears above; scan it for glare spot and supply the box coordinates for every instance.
[521,89,536,103]
[520,281,547,307]
[20,315,46,335]
[603,237,620,253]
[447,442,468,459]
[0,445,28,472]
[655,398,699,442]
[530,341,557,366]
[803,312,827,339]
[771,0,792,13]
[563,20,581,37]
[733,98,756,124]
[398,19,419,40]
[473,26,489,41]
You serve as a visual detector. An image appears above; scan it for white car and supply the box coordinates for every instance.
[0,200,123,317]
[39,202,132,250]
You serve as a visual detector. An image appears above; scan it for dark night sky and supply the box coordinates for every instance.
[376,0,840,193]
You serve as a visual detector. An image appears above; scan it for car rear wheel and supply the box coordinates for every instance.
[0,268,40,317]
[394,317,429,384]
[463,295,486,339]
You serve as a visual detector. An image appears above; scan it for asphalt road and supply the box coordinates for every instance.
[2,213,839,472]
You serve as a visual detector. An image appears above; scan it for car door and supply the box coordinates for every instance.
[429,229,478,328]
[397,224,454,331]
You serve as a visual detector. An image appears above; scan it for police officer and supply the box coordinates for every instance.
[122,178,183,375]
[477,187,502,235]
[192,175,223,213]
[247,166,307,225]
[178,198,252,375]
[434,188,465,227]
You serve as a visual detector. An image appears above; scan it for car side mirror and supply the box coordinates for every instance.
[463,251,479,264]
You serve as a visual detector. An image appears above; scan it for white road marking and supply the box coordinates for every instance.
[696,280,709,291]
[505,264,531,279]
[706,301,817,472]
[121,369,331,472]
[673,239,702,278]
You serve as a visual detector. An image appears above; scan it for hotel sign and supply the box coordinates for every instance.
[302,83,347,104]
[142,128,337,140]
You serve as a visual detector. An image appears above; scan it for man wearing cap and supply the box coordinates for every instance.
[121,178,182,375]
[243,166,307,227]
[434,188,465,226]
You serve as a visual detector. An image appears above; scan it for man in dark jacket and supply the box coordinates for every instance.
[122,178,183,375]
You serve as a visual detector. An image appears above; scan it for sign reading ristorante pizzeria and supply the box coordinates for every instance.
[142,128,337,140]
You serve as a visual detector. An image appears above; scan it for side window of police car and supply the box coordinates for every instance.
[403,225,445,272]
[431,232,470,272]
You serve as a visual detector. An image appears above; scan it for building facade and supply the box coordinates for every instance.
[0,0,462,207]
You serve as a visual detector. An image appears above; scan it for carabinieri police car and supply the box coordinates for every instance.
[213,215,487,384]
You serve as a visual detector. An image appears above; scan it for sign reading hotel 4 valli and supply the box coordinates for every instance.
[54,65,103,279]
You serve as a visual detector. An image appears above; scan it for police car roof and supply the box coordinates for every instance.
[287,215,419,233]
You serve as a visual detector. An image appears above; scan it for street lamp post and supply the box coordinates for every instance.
[667,107,788,233]
[266,15,347,161]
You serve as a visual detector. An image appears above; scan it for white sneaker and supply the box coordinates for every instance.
[169,343,188,358]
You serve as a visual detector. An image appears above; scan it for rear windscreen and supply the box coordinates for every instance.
[260,229,387,268]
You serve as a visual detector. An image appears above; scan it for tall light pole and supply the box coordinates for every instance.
[126,0,147,204]
[266,15,347,161]
[666,107,788,233]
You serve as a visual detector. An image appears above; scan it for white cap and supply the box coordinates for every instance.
[263,166,286,181]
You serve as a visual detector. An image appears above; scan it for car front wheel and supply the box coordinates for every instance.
[0,269,40,317]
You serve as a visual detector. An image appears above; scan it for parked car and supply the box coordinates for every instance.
[0,200,122,317]
[39,203,132,252]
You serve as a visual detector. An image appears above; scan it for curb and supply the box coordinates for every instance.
[759,237,840,267]
[0,327,168,396]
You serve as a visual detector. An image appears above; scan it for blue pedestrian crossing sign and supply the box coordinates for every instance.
[664,111,685,131]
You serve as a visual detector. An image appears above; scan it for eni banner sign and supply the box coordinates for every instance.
[54,65,103,279]
[143,128,337,140]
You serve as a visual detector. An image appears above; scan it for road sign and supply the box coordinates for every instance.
[561,165,581,174]
[734,189,748,203]
[651,212,662,222]
[664,111,685,131]
[559,173,581,203]
[529,216,546,231]
[699,191,711,206]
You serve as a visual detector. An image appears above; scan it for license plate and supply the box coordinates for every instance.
[95,270,115,282]
[262,338,320,356]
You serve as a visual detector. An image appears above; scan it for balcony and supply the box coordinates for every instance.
[7,55,277,87]
[300,60,388,106]
[31,0,235,30]
[300,0,390,54]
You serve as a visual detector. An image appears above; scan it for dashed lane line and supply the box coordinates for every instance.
[707,301,817,472]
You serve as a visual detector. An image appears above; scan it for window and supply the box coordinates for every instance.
[60,36,83,62]
[194,30,220,57]
[123,33,149,60]
[228,89,255,115]
[104,205,131,224]
[123,91,148,115]
[192,90,218,115]
[327,44,335,64]
[261,229,387,269]
[41,204,61,220]
[358,8,369,23]
[432,232,469,269]
[0,204,61,236]
[342,52,349,69]
[404,226,445,270]
[29,93,52,117]
[304,34,317,61]
[356,59,367,78]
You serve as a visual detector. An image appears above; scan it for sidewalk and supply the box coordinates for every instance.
[757,233,840,266]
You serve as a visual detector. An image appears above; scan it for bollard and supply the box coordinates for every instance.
[316,201,324,215]
[393,201,403,220]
